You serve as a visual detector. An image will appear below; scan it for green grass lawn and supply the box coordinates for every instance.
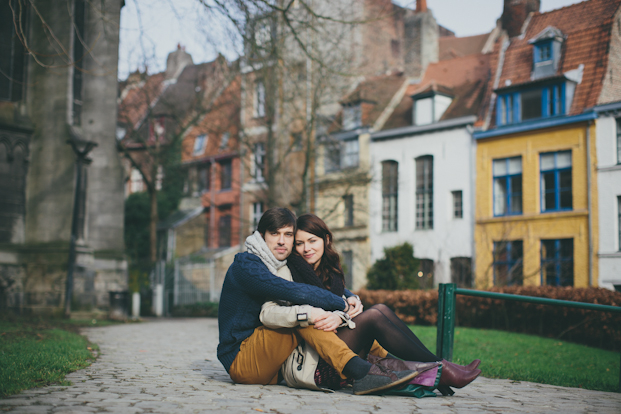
[409,324,620,393]
[0,316,119,398]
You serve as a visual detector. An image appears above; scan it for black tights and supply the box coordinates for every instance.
[336,304,439,362]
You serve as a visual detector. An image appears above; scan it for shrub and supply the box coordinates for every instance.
[170,301,218,317]
[366,243,422,290]
[357,286,621,351]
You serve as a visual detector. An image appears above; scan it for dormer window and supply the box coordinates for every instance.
[412,89,453,126]
[342,104,362,131]
[496,82,568,126]
[535,41,552,63]
[529,26,564,80]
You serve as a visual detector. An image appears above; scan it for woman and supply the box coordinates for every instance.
[262,213,481,392]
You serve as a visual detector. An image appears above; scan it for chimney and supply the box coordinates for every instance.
[501,0,540,38]
[403,7,438,78]
[165,44,194,80]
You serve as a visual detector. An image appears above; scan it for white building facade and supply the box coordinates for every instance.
[595,102,621,291]
[369,116,477,286]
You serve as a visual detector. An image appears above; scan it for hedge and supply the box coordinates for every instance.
[357,286,621,351]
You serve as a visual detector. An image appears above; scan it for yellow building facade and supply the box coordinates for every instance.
[474,118,599,288]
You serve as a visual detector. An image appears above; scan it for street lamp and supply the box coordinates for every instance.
[64,127,97,318]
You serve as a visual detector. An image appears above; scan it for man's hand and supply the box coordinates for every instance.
[347,296,363,318]
[312,311,341,332]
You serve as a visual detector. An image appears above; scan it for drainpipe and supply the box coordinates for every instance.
[467,124,476,288]
[586,120,593,287]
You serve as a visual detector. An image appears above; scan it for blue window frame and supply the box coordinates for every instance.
[540,151,572,212]
[493,157,522,216]
[534,40,552,64]
[496,83,565,126]
[541,239,573,286]
[493,240,523,286]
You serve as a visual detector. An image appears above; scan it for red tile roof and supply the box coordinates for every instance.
[337,73,407,129]
[494,0,621,120]
[182,77,241,163]
[381,53,492,130]
[439,33,491,61]
[118,72,165,129]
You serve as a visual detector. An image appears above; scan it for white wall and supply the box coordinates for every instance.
[369,126,474,285]
[596,116,621,290]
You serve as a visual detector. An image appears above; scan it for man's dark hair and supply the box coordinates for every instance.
[257,207,297,235]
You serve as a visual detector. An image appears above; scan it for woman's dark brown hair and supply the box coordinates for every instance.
[296,213,345,291]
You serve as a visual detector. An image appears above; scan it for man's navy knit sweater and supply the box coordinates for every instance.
[217,252,347,373]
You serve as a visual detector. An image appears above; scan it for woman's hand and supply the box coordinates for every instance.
[347,296,363,318]
[313,311,342,332]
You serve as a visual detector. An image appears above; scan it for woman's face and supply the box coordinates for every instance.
[295,230,325,270]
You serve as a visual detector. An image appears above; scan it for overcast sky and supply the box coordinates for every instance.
[118,0,584,79]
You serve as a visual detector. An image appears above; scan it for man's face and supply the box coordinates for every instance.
[263,225,294,261]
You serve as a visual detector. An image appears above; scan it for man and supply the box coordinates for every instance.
[217,207,419,394]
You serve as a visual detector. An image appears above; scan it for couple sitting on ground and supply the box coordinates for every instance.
[217,208,481,395]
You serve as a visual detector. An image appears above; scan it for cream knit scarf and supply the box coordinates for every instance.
[244,231,287,274]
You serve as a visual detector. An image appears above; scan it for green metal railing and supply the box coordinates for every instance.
[435,283,621,392]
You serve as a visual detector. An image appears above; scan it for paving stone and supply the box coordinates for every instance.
[2,318,621,414]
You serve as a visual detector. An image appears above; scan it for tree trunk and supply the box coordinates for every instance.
[150,187,158,263]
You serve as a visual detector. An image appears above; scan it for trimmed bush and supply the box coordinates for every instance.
[366,243,423,290]
[170,301,218,317]
[357,286,621,351]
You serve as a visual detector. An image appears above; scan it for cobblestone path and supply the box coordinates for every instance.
[1,318,620,413]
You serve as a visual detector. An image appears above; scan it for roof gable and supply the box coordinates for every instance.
[493,0,621,120]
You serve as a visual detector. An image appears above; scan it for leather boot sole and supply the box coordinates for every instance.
[353,370,421,395]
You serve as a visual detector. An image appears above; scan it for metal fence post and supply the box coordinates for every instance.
[436,283,456,361]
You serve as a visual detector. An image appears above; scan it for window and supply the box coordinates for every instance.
[324,141,341,172]
[254,81,265,117]
[493,240,523,286]
[530,29,563,79]
[416,156,433,229]
[498,94,514,125]
[252,202,263,230]
[197,163,210,193]
[0,0,28,102]
[415,98,433,125]
[343,195,354,227]
[521,89,542,121]
[493,157,522,216]
[253,143,265,182]
[413,94,452,126]
[342,105,361,130]
[616,119,621,164]
[618,196,621,251]
[220,132,230,150]
[546,85,562,117]
[130,168,144,193]
[72,0,86,125]
[541,151,572,212]
[381,161,398,232]
[452,190,463,219]
[343,250,353,289]
[497,84,566,126]
[193,134,207,156]
[541,239,573,286]
[220,160,232,190]
[450,257,472,288]
[535,41,552,63]
[341,139,359,169]
[218,215,232,247]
